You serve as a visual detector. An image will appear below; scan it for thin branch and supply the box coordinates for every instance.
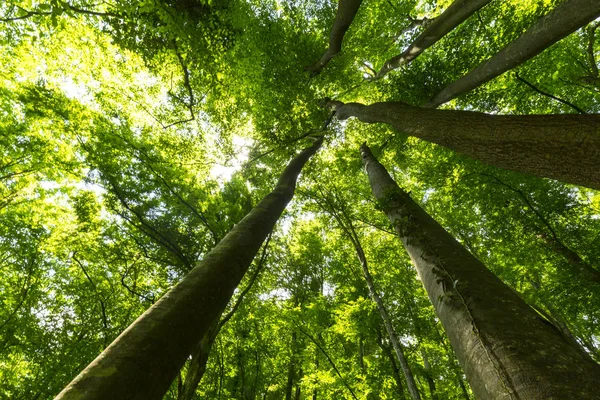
[295,325,359,400]
[164,45,197,129]
[72,253,109,346]
[515,72,586,114]
[120,256,156,303]
[0,4,120,22]
[248,112,334,164]
[218,233,272,329]
[586,21,600,78]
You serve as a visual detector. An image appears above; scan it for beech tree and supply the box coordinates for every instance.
[56,137,323,399]
[327,100,600,191]
[372,0,492,80]
[360,143,600,398]
[426,0,600,108]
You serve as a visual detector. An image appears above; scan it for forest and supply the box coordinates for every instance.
[1,0,600,398]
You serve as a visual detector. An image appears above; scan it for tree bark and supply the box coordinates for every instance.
[426,0,600,108]
[305,0,363,75]
[360,143,600,399]
[420,349,438,400]
[55,137,324,400]
[377,328,407,400]
[329,100,600,190]
[349,226,421,400]
[373,0,492,79]
[178,320,220,400]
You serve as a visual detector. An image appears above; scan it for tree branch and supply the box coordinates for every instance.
[515,72,586,114]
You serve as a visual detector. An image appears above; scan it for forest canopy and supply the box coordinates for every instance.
[1,0,600,399]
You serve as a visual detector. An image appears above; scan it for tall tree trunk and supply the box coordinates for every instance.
[426,0,600,108]
[377,328,407,400]
[315,191,421,399]
[305,0,363,75]
[420,349,438,400]
[328,100,600,190]
[285,332,298,400]
[349,226,421,400]
[178,320,220,400]
[55,137,324,400]
[178,234,271,400]
[373,0,492,79]
[360,143,600,399]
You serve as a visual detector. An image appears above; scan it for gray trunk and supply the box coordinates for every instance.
[55,137,324,400]
[426,0,600,108]
[360,143,600,399]
[305,0,363,75]
[329,100,600,190]
[352,233,421,400]
[374,0,492,79]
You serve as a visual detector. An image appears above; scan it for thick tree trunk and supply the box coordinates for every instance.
[305,0,362,75]
[360,144,600,399]
[374,0,492,79]
[329,100,600,190]
[55,137,324,400]
[426,0,600,108]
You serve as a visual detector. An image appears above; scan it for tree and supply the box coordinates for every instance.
[56,137,323,399]
[328,100,600,190]
[372,0,492,80]
[426,0,600,108]
[360,143,600,398]
[305,0,363,75]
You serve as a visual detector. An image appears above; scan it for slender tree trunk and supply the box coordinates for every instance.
[329,100,600,190]
[374,0,492,79]
[56,137,324,400]
[420,349,438,400]
[377,329,407,400]
[285,332,298,400]
[426,0,600,108]
[350,228,421,400]
[305,0,363,75]
[360,143,600,399]
[178,320,220,400]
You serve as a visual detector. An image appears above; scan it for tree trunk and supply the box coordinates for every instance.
[305,0,363,75]
[360,143,600,399]
[374,0,492,79]
[55,137,324,400]
[377,329,407,400]
[420,349,438,400]
[426,0,600,108]
[329,100,600,190]
[285,332,298,400]
[178,320,220,400]
[350,227,421,400]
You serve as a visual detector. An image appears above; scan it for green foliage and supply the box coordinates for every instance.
[1,0,599,398]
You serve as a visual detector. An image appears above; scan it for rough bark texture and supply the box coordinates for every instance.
[305,0,362,75]
[330,100,600,190]
[55,137,324,400]
[426,0,600,108]
[360,143,600,399]
[374,0,492,79]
